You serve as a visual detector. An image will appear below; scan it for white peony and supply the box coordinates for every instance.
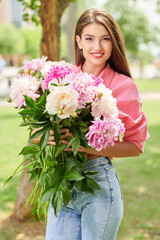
[10,76,40,109]
[91,83,118,119]
[46,86,79,119]
[48,75,73,92]
[40,61,54,78]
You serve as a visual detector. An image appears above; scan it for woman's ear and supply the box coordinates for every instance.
[76,35,82,50]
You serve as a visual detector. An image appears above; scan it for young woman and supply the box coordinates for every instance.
[44,8,149,240]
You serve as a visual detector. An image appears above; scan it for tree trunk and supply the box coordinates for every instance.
[12,161,34,220]
[40,0,72,61]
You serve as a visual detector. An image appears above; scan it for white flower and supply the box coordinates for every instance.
[10,76,40,109]
[46,86,79,119]
[91,83,118,118]
[41,61,54,78]
[48,75,72,92]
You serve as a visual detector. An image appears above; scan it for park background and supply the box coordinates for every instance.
[0,0,160,239]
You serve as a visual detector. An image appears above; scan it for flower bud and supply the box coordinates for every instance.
[57,110,63,115]
[71,112,77,118]
[50,116,54,122]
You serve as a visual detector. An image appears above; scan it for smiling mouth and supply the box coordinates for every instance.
[91,53,104,58]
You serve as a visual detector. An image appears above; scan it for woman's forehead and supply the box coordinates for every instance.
[81,23,109,36]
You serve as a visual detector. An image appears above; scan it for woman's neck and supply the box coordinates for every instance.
[82,61,106,77]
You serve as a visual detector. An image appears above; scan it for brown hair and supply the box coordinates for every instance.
[74,9,132,78]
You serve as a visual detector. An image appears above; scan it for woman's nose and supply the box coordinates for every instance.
[94,40,102,50]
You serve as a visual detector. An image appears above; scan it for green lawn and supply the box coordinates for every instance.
[0,99,160,240]
[135,78,160,92]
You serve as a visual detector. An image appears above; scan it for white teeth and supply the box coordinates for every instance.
[92,53,103,57]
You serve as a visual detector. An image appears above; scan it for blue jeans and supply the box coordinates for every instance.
[45,157,123,240]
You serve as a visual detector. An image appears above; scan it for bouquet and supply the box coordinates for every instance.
[4,57,125,217]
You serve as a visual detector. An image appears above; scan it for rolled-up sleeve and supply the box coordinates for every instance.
[111,74,149,152]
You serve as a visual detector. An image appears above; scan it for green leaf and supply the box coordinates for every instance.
[85,176,101,190]
[24,95,36,109]
[72,137,80,156]
[66,137,76,149]
[39,172,53,187]
[53,166,62,187]
[19,108,34,117]
[55,144,66,158]
[40,187,56,206]
[53,124,61,146]
[18,145,39,156]
[119,133,124,142]
[62,186,72,207]
[39,127,50,149]
[19,121,29,127]
[29,127,47,142]
[64,162,74,174]
[37,93,47,108]
[65,170,84,181]
[61,119,71,128]
[83,171,98,176]
[51,189,63,217]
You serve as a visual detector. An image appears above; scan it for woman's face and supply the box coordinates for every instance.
[76,23,112,68]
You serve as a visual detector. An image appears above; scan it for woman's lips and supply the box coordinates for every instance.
[91,53,104,58]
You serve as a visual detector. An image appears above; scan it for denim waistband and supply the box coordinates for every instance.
[84,157,112,170]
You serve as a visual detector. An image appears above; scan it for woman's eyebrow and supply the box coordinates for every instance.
[84,34,110,37]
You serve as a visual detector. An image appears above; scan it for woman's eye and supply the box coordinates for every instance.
[85,37,93,41]
[103,37,110,41]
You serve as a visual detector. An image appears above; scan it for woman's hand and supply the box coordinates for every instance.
[31,128,73,146]
[48,128,73,146]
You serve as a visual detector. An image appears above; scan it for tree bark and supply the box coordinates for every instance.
[40,0,72,61]
[12,161,34,220]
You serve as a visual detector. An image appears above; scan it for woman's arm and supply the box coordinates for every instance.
[70,140,141,158]
[32,129,141,158]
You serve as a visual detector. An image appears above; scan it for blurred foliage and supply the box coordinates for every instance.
[0,24,24,55]
[104,0,158,64]
[18,0,76,25]
[21,26,41,58]
[0,24,41,58]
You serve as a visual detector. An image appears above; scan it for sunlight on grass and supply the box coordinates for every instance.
[135,78,160,92]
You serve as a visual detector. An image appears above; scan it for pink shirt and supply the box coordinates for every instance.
[74,64,149,153]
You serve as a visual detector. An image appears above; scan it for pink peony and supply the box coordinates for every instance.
[19,56,47,76]
[69,72,95,109]
[86,118,125,151]
[44,65,72,89]
[10,76,40,109]
[90,74,103,86]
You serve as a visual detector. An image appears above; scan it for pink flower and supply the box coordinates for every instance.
[86,118,125,151]
[19,56,47,76]
[70,72,95,108]
[10,76,40,109]
[90,74,103,86]
[44,65,72,89]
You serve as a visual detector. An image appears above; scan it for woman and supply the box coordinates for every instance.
[45,9,149,240]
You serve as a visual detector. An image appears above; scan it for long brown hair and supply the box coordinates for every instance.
[74,9,132,78]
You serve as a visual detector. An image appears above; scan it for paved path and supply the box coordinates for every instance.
[0,92,160,107]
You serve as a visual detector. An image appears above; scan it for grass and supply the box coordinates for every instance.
[0,98,160,240]
[114,99,160,240]
[135,78,160,92]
